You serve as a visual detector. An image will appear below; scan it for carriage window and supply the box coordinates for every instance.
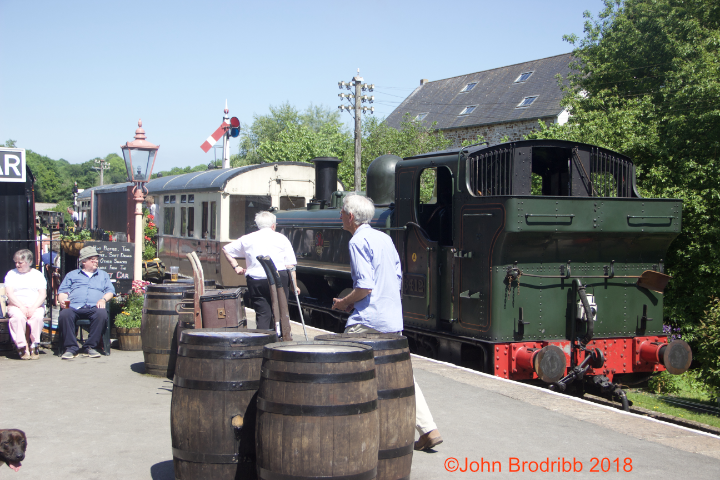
[229,195,272,239]
[163,207,175,235]
[170,195,176,204]
[187,207,195,237]
[210,202,217,239]
[280,196,306,210]
[180,207,187,236]
[181,195,187,203]
[188,195,194,203]
[201,202,209,238]
[164,196,169,204]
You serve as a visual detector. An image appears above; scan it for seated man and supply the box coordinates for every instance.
[57,246,115,359]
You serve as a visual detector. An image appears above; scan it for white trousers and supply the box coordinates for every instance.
[344,323,438,434]
[8,306,45,350]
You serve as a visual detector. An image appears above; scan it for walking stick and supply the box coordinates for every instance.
[288,272,308,340]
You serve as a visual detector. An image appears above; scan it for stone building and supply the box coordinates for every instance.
[385,53,573,147]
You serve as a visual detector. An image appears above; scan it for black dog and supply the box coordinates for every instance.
[0,429,27,472]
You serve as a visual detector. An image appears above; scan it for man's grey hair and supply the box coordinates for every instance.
[343,194,375,225]
[255,211,277,229]
[13,249,33,264]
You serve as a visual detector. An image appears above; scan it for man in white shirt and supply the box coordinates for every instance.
[222,211,299,330]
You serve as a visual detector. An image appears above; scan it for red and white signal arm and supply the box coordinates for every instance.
[0,148,26,183]
[200,117,241,153]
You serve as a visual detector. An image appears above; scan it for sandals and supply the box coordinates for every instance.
[18,348,31,360]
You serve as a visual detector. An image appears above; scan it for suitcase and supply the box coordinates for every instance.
[199,288,247,328]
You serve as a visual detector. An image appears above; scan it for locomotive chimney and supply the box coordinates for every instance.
[310,157,341,207]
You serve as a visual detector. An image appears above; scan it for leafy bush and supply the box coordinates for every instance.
[62,229,92,242]
[114,294,144,329]
[646,371,681,395]
[695,298,720,398]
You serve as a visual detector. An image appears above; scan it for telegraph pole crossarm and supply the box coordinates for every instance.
[338,69,374,193]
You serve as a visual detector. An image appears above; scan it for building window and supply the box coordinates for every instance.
[515,72,533,83]
[460,82,477,92]
[181,195,187,203]
[459,105,477,115]
[517,96,538,107]
[415,112,429,121]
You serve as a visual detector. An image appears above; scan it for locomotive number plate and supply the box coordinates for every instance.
[403,274,426,298]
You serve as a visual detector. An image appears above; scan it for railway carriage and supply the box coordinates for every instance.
[80,162,342,287]
[276,140,692,404]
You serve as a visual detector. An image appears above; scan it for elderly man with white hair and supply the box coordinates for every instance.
[332,193,444,452]
[222,211,299,331]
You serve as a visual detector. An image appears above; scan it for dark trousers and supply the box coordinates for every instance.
[59,306,107,353]
[247,271,289,330]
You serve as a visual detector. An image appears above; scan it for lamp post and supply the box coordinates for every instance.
[121,119,159,281]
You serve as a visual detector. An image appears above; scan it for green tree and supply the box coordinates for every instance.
[233,102,344,166]
[525,0,720,337]
[3,139,17,148]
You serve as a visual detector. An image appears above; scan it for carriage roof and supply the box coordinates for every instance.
[78,162,315,199]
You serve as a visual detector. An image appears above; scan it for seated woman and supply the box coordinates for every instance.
[4,249,47,360]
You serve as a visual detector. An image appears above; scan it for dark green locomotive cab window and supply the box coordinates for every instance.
[416,166,453,245]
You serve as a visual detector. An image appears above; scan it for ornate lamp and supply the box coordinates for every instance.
[121,119,159,281]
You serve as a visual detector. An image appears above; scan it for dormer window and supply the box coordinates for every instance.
[415,112,429,121]
[460,82,477,93]
[459,105,477,115]
[515,72,534,83]
[517,96,538,108]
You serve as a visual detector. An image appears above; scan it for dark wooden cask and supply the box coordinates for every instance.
[256,341,379,480]
[171,329,276,480]
[141,284,194,378]
[317,334,415,480]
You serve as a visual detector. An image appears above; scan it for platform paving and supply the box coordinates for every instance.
[1,310,719,479]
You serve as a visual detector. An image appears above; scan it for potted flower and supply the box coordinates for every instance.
[61,229,92,256]
[114,292,144,351]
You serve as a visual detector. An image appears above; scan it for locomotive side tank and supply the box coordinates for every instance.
[275,140,691,403]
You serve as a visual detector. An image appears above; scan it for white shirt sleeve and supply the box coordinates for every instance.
[282,236,297,266]
[223,237,246,258]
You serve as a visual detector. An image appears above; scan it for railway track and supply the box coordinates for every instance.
[583,392,720,436]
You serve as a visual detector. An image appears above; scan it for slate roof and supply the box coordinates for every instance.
[385,53,574,131]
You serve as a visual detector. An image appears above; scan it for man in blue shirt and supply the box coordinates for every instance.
[57,246,115,359]
[332,194,443,452]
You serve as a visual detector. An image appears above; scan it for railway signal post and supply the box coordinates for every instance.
[200,101,240,169]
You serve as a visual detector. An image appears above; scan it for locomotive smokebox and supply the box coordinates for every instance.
[367,154,402,205]
[310,157,342,206]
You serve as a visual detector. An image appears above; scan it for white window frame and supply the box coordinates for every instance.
[516,96,538,108]
[514,71,534,83]
[415,112,429,121]
[460,82,477,93]
[459,105,477,116]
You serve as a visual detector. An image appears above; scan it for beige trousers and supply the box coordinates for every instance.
[344,323,438,434]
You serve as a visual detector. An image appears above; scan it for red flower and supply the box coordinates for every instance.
[147,214,154,220]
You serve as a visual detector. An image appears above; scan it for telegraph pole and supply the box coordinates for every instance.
[93,157,110,186]
[338,69,374,192]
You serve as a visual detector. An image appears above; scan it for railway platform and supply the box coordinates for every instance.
[1,311,719,479]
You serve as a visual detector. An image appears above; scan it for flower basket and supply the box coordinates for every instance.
[117,327,142,351]
[60,240,84,256]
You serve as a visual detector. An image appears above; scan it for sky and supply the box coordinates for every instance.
[0,0,604,171]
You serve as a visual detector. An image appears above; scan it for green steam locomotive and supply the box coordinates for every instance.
[276,140,692,406]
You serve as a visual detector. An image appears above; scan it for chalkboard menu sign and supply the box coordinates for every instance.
[84,241,134,293]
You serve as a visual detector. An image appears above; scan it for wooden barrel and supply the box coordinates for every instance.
[171,329,276,480]
[316,334,415,480]
[257,341,379,480]
[141,284,194,378]
[0,319,15,354]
